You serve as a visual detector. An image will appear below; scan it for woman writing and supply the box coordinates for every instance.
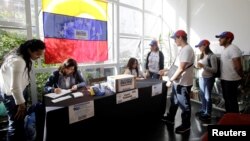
[44,58,86,94]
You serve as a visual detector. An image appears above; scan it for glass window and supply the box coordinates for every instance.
[84,67,115,80]
[0,0,26,24]
[144,0,162,15]
[119,6,142,35]
[119,0,142,9]
[143,40,152,57]
[0,28,26,61]
[144,13,162,37]
[107,3,115,62]
[119,37,141,64]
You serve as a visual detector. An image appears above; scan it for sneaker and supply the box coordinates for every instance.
[161,115,174,125]
[199,114,211,122]
[175,125,190,134]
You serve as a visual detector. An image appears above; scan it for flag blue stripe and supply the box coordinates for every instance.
[43,12,107,41]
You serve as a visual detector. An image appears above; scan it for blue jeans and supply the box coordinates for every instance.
[149,72,160,79]
[168,84,192,127]
[1,87,28,141]
[198,77,215,116]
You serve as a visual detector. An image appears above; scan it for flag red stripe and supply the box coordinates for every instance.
[44,38,108,64]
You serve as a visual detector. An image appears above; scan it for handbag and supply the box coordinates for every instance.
[167,64,193,79]
[167,65,178,79]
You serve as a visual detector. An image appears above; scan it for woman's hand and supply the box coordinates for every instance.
[166,81,172,88]
[54,88,62,94]
[197,62,204,68]
[159,69,167,76]
[136,77,145,80]
[71,85,78,91]
[15,103,26,120]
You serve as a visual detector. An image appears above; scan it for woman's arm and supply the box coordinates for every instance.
[75,70,86,88]
[44,71,58,93]
[10,59,26,105]
[204,54,217,73]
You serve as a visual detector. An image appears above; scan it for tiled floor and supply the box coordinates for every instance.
[116,99,225,141]
[76,98,224,141]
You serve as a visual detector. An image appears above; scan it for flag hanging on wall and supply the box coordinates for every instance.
[42,0,108,64]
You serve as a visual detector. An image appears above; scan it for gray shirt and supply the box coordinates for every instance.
[198,54,217,78]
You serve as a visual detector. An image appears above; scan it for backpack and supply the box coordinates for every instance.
[207,54,221,78]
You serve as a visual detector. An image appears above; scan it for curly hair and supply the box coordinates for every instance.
[126,57,139,77]
[3,39,46,78]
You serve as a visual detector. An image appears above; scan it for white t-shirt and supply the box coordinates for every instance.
[124,68,144,78]
[148,51,160,73]
[174,45,194,86]
[220,44,242,81]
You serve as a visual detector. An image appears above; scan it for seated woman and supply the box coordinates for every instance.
[124,57,145,80]
[44,58,86,94]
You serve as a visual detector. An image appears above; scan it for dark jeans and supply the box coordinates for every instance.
[168,84,192,127]
[149,72,160,79]
[1,87,28,141]
[220,80,240,113]
[199,77,215,115]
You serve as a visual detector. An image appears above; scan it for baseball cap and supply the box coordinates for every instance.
[170,30,187,39]
[215,31,234,40]
[195,39,210,47]
[149,40,158,46]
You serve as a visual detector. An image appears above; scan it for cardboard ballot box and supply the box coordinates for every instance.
[107,74,136,93]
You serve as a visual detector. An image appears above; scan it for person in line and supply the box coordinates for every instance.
[145,39,164,79]
[161,30,194,134]
[215,31,243,113]
[124,57,145,80]
[195,39,217,121]
[0,39,46,141]
[44,58,86,94]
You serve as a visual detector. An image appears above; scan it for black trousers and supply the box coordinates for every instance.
[1,87,28,141]
[220,80,240,113]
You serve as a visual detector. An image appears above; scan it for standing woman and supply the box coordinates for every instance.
[0,39,46,141]
[145,39,164,79]
[196,39,217,121]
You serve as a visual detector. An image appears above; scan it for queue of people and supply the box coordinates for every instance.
[0,29,243,140]
[159,30,243,134]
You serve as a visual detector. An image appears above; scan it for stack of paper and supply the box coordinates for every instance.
[72,92,84,98]
[45,89,71,98]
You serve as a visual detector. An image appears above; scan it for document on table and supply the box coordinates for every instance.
[45,89,72,98]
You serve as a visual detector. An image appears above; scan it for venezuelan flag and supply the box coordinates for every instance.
[42,0,108,64]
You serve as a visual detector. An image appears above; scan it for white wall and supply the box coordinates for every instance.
[189,0,250,55]
[164,0,188,32]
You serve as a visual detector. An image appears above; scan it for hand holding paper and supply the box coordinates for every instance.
[197,60,204,68]
[54,88,61,94]
[45,89,72,98]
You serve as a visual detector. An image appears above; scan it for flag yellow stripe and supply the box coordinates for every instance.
[42,0,107,21]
